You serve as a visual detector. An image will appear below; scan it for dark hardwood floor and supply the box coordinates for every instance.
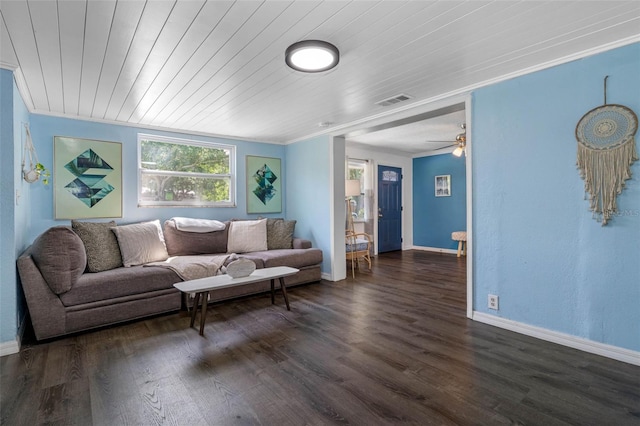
[2,250,639,425]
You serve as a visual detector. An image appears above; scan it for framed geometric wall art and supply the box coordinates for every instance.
[246,155,282,214]
[54,136,122,219]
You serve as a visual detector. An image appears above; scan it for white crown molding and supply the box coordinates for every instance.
[473,311,640,366]
[0,61,18,71]
[412,147,456,158]
[0,65,35,112]
[28,109,283,145]
[290,35,640,145]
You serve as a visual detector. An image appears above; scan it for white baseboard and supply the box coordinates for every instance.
[473,311,640,366]
[0,339,20,357]
[410,245,458,255]
[0,313,27,357]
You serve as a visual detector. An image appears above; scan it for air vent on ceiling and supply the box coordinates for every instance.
[375,93,412,107]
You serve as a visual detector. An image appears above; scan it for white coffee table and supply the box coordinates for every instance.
[173,266,299,336]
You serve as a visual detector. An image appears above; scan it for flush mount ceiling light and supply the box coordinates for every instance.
[285,40,339,73]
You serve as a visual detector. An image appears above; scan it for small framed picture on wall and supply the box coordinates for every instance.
[435,175,451,197]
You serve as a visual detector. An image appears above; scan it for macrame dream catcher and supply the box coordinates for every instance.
[575,76,638,225]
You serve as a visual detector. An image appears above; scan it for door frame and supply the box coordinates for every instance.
[336,94,473,319]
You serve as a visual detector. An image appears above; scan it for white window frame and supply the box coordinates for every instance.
[137,133,236,207]
[347,158,367,222]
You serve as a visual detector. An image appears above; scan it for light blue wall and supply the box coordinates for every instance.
[413,154,466,249]
[285,135,331,274]
[0,68,17,344]
[472,43,640,351]
[28,115,286,239]
[0,69,31,344]
[13,74,31,330]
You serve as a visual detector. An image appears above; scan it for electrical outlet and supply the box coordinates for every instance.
[488,294,499,310]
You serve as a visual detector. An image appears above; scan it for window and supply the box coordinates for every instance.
[138,134,235,207]
[347,159,366,221]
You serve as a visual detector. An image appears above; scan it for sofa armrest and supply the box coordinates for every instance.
[292,238,312,249]
[17,251,67,340]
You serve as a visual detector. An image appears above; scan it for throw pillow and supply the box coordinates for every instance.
[30,226,87,294]
[267,218,296,250]
[71,220,123,272]
[111,220,169,267]
[163,220,229,256]
[227,219,268,253]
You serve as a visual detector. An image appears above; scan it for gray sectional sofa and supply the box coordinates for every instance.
[17,218,323,340]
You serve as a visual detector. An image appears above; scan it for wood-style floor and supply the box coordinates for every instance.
[2,250,639,425]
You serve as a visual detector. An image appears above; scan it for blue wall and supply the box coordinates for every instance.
[285,136,332,274]
[472,43,640,351]
[28,115,286,239]
[0,69,31,345]
[413,153,466,249]
[0,68,17,344]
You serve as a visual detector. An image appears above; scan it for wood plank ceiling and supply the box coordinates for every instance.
[1,1,639,148]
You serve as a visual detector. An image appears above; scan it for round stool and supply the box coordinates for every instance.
[451,231,467,257]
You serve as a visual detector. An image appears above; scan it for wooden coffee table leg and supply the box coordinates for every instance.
[199,291,209,336]
[190,292,201,328]
[279,277,290,311]
[270,279,275,304]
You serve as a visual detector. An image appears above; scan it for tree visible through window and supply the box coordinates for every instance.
[138,134,235,207]
[348,159,366,220]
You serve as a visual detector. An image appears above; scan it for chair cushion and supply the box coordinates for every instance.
[451,231,467,241]
[346,238,369,252]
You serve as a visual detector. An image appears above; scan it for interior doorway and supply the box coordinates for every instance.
[341,97,472,317]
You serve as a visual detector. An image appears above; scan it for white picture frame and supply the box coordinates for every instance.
[435,175,451,197]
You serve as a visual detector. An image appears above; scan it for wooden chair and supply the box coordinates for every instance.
[346,231,372,278]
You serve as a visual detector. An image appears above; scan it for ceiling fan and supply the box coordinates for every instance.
[425,123,467,156]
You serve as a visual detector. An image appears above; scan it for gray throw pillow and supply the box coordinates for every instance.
[72,220,123,273]
[267,218,296,250]
[31,226,87,294]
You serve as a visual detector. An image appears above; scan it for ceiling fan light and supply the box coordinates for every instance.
[286,40,339,72]
[452,146,464,157]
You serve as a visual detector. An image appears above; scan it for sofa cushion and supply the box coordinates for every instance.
[236,254,265,269]
[227,219,268,253]
[30,226,87,295]
[267,218,296,250]
[112,220,169,267]
[255,248,323,269]
[71,220,123,272]
[163,220,229,256]
[59,265,180,306]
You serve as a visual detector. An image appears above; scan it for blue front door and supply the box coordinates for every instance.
[378,165,402,253]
